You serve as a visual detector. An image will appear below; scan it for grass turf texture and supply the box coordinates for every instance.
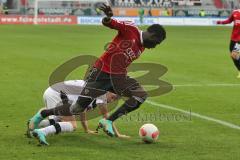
[0,25,239,160]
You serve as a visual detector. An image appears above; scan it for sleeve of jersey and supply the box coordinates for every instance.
[103,18,126,32]
[220,14,234,24]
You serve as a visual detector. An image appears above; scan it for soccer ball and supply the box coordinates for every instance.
[139,123,159,143]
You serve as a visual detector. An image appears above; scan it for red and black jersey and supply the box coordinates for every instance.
[218,10,240,42]
[94,18,145,75]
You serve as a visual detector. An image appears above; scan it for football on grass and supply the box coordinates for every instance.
[139,124,159,143]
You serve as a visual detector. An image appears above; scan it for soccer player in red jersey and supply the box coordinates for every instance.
[217,9,240,78]
[85,4,166,136]
[29,4,167,137]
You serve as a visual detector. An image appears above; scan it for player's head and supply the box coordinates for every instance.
[143,24,166,49]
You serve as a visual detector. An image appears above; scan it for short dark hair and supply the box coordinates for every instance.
[147,24,166,41]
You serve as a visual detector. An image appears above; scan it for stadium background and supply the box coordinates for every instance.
[0,0,240,160]
[0,0,240,25]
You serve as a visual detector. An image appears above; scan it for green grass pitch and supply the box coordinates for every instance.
[0,25,239,160]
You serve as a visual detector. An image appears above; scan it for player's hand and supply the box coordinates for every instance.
[86,130,98,135]
[60,90,69,104]
[116,134,131,139]
[98,3,113,17]
[216,21,222,25]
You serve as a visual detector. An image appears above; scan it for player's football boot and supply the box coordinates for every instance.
[237,72,240,78]
[32,129,49,146]
[27,112,43,137]
[97,118,115,137]
[26,120,33,138]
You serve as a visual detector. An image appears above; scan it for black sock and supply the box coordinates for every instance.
[40,103,72,118]
[49,119,56,125]
[108,97,142,122]
[40,109,54,119]
[53,123,62,134]
[232,58,240,71]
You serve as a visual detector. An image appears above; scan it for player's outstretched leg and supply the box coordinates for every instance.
[99,94,147,137]
[97,77,147,137]
[98,96,146,137]
[231,57,240,78]
[32,122,75,146]
[27,103,72,137]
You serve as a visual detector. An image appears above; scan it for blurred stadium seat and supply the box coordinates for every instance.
[112,0,240,10]
[1,0,240,16]
[113,0,203,8]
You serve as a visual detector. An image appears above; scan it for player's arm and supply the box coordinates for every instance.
[112,123,130,138]
[79,111,97,134]
[217,13,234,24]
[98,104,130,138]
[98,3,126,32]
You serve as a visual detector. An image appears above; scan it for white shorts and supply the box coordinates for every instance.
[43,87,107,117]
[43,87,80,118]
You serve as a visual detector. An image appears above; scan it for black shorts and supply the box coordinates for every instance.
[229,40,240,53]
[82,67,146,98]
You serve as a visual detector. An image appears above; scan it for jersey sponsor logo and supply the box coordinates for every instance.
[124,48,140,63]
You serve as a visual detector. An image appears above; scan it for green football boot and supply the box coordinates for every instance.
[97,118,115,137]
[26,112,43,138]
[32,129,49,146]
[237,72,240,78]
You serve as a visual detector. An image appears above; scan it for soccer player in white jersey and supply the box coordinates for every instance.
[27,80,129,146]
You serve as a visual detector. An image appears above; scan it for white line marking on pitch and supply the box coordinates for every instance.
[146,100,240,130]
[173,83,240,87]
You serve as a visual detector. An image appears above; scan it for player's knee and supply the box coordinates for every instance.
[133,90,148,104]
[126,94,147,111]
[125,98,140,112]
[142,91,148,101]
[231,52,239,59]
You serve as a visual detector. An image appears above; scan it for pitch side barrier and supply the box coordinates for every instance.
[77,16,232,26]
[0,15,232,26]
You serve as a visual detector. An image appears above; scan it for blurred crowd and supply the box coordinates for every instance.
[0,0,239,16]
[0,0,7,14]
[111,0,202,8]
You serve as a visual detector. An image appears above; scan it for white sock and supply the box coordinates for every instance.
[58,122,74,133]
[38,120,50,128]
[38,117,61,128]
[39,122,74,137]
[39,125,56,136]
